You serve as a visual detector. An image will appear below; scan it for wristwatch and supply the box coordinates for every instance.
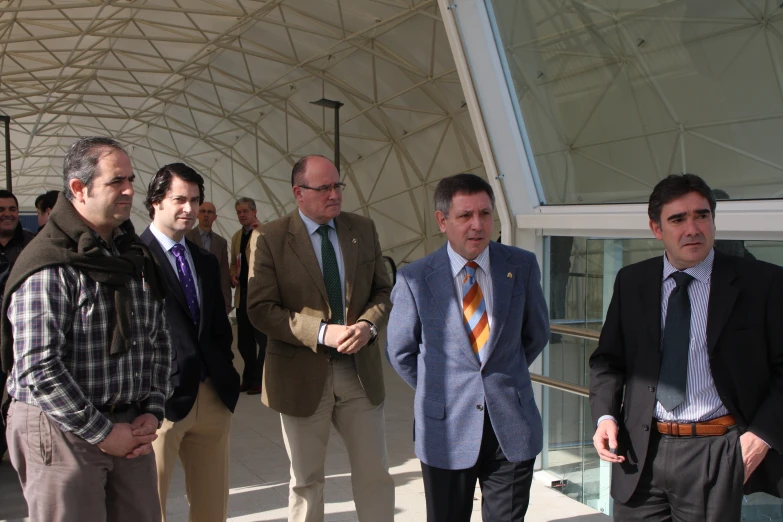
[360,320,378,344]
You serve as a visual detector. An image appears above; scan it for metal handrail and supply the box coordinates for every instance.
[527,323,599,397]
[530,373,590,398]
[549,323,600,341]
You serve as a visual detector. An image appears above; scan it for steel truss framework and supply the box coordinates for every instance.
[0,0,484,264]
[492,0,783,204]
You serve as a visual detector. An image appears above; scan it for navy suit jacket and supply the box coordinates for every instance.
[141,228,240,422]
[386,241,549,470]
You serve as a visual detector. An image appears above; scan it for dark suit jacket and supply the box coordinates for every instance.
[141,228,240,422]
[589,250,783,503]
[246,211,392,417]
[185,227,232,310]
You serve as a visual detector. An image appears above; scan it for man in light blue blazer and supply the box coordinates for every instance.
[386,173,549,522]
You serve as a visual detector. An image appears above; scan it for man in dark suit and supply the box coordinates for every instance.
[185,201,232,314]
[386,173,550,522]
[589,174,783,521]
[141,163,240,522]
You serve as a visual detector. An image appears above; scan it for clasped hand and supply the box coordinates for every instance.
[97,413,159,459]
[324,323,372,354]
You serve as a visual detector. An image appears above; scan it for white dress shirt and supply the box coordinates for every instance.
[149,223,201,307]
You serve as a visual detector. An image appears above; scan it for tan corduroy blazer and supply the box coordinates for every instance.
[246,210,392,417]
[229,227,254,309]
[185,227,232,310]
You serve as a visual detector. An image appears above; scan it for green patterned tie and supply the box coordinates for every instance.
[317,225,346,358]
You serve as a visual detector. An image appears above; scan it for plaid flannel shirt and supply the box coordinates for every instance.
[7,258,172,445]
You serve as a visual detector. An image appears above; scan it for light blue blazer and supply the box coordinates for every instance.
[386,242,549,470]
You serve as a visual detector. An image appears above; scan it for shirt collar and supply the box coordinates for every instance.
[662,248,714,285]
[149,223,187,253]
[299,209,335,237]
[198,226,211,236]
[447,242,491,279]
[90,227,125,253]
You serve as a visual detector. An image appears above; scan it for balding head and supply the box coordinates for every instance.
[198,201,218,230]
[292,155,343,224]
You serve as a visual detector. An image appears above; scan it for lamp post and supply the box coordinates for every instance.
[0,115,10,191]
[310,98,344,173]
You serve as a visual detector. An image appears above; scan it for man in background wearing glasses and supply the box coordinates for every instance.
[230,197,266,395]
[246,155,394,522]
[0,189,35,462]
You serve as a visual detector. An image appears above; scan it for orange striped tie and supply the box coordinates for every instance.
[462,261,489,362]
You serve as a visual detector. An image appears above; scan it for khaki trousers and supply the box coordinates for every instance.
[281,356,394,522]
[6,399,160,522]
[153,380,232,522]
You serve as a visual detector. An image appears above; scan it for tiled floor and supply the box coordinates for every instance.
[0,341,607,522]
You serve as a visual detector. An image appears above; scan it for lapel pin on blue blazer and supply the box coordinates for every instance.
[507,272,513,278]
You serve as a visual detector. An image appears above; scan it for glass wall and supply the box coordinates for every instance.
[487,0,783,204]
[540,237,783,519]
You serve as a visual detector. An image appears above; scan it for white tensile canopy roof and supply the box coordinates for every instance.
[0,0,484,264]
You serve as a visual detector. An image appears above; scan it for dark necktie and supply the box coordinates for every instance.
[317,225,346,358]
[656,271,694,412]
[171,244,200,326]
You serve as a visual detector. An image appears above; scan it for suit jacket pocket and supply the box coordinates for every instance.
[517,384,534,405]
[421,397,445,419]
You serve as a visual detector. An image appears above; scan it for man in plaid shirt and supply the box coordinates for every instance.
[1,137,172,522]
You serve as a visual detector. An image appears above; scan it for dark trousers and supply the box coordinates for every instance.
[614,426,744,521]
[420,410,535,522]
[236,296,266,387]
[7,400,160,522]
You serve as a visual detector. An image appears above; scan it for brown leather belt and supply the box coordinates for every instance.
[656,414,735,437]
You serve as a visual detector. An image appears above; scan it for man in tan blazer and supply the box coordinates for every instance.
[185,201,232,313]
[247,155,394,522]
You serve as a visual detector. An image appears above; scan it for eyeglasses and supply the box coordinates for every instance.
[298,183,346,194]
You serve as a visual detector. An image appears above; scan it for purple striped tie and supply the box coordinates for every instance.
[171,244,200,326]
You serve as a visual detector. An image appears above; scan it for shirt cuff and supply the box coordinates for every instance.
[753,433,771,449]
[72,408,114,445]
[318,322,327,345]
[597,415,617,428]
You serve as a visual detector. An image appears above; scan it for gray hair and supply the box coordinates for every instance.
[235,197,256,211]
[63,137,126,201]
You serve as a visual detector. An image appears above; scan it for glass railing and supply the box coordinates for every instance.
[534,324,783,520]
[532,324,610,515]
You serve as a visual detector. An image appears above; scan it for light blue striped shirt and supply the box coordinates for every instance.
[447,243,493,330]
[655,249,728,422]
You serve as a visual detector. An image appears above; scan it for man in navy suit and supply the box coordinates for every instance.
[386,173,550,522]
[141,163,240,522]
